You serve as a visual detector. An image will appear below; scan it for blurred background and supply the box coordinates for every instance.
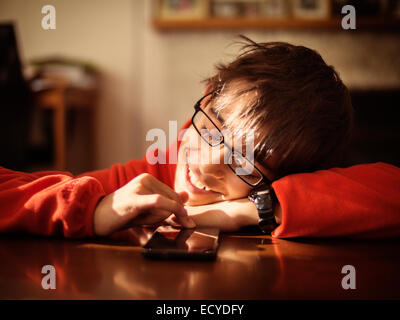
[0,0,399,174]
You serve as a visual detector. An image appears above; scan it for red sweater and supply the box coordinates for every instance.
[1,119,399,239]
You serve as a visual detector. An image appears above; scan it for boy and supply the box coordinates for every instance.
[1,36,399,238]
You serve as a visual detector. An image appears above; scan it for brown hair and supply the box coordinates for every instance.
[204,35,354,179]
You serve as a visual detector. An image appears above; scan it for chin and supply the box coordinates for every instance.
[174,162,222,207]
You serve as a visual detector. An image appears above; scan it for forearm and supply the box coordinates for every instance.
[184,198,282,232]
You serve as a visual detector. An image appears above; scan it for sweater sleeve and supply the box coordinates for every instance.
[78,150,175,194]
[0,166,106,238]
[271,162,400,239]
[77,158,153,194]
[0,150,173,238]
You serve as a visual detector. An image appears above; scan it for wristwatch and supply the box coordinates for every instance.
[248,185,278,234]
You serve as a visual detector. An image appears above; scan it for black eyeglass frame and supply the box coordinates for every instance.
[190,91,272,188]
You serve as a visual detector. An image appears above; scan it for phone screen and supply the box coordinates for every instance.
[142,226,219,260]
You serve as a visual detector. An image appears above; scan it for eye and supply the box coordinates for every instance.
[200,128,223,144]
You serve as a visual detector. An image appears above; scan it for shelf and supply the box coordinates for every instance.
[152,17,400,31]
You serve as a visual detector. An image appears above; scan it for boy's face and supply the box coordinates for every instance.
[174,91,274,206]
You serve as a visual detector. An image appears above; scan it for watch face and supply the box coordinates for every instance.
[249,187,278,234]
[254,196,273,210]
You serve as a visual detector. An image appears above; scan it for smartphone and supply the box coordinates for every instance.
[141,225,220,260]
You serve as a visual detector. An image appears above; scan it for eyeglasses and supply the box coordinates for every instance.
[191,91,271,187]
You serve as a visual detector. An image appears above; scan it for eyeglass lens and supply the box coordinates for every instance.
[192,110,223,147]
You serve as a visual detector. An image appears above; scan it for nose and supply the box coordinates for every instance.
[198,141,230,179]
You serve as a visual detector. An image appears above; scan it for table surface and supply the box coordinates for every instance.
[1,228,400,300]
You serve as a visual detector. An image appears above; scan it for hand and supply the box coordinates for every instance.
[93,173,196,236]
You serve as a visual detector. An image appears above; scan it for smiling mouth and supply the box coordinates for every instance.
[184,164,220,195]
[182,146,221,195]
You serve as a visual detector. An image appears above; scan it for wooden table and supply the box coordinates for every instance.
[1,229,399,300]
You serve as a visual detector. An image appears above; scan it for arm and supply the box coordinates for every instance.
[185,199,259,232]
[168,198,282,232]
[0,166,105,238]
[0,149,184,238]
[272,162,400,238]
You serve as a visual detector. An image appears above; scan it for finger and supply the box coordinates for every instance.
[168,212,197,230]
[171,214,196,227]
[178,191,189,203]
[140,209,195,229]
[132,208,172,226]
[140,194,196,228]
[139,194,187,217]
[174,214,196,229]
[144,175,184,204]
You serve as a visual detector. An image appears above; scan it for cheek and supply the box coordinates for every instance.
[180,130,211,165]
[176,130,196,165]
[180,126,200,146]
[224,175,252,200]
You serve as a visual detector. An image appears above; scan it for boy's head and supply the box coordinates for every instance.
[174,36,353,206]
[204,36,353,179]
